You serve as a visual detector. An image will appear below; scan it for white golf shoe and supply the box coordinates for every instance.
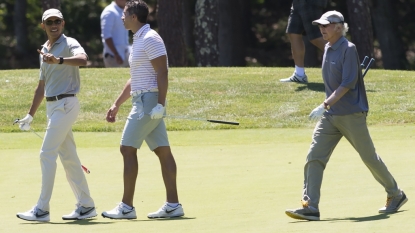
[101,203,137,219]
[62,204,97,220]
[147,203,184,218]
[280,72,308,83]
[16,206,50,222]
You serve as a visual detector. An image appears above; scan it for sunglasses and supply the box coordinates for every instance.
[45,19,62,26]
[318,23,334,28]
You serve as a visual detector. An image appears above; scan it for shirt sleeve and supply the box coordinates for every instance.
[67,38,88,59]
[101,10,115,40]
[39,67,45,80]
[143,33,167,60]
[341,45,359,89]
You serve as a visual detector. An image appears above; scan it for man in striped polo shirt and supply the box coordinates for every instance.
[102,0,184,219]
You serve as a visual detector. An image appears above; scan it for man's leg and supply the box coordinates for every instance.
[336,113,399,195]
[336,112,407,213]
[286,115,342,221]
[153,146,179,203]
[101,144,139,219]
[310,37,326,51]
[289,33,306,69]
[120,145,138,207]
[147,145,184,218]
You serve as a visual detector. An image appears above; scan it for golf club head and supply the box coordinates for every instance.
[363,58,375,78]
[361,56,369,68]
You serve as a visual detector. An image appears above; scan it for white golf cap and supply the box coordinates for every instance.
[42,8,64,21]
[312,10,344,25]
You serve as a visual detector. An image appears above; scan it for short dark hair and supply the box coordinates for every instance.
[126,0,149,23]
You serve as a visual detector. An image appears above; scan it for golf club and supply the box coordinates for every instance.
[361,56,369,68]
[164,115,240,125]
[362,58,375,78]
[142,113,239,125]
[13,119,91,174]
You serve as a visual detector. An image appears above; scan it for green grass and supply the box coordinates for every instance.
[1,126,414,232]
[2,67,415,232]
[1,67,415,132]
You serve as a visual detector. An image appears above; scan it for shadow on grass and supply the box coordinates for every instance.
[20,217,195,225]
[289,211,407,223]
[294,82,377,93]
[295,82,325,92]
[20,219,113,225]
[323,213,390,222]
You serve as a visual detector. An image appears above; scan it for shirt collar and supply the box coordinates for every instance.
[133,24,150,38]
[327,36,346,51]
[41,34,66,49]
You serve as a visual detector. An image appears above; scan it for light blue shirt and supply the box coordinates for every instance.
[100,1,129,60]
[39,34,86,97]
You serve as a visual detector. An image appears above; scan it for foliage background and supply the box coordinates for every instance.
[0,0,415,69]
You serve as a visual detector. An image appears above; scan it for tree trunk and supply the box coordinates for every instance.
[346,0,374,63]
[194,0,219,67]
[217,0,248,66]
[182,0,196,66]
[42,0,60,11]
[14,0,28,58]
[371,0,408,69]
[158,0,187,67]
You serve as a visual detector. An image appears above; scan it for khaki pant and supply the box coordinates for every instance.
[103,50,130,68]
[303,112,400,208]
[37,97,94,211]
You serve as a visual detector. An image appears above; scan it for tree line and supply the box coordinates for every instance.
[1,0,414,70]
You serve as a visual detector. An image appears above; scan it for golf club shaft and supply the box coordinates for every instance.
[164,115,239,125]
[14,119,90,174]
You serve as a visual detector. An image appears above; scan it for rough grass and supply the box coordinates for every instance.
[1,67,415,132]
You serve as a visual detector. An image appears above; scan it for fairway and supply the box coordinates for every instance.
[1,126,414,233]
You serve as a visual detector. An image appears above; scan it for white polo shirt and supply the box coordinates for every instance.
[129,24,167,92]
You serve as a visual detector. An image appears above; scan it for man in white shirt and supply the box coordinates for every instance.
[101,0,130,67]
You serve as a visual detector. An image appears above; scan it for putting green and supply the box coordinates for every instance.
[1,126,414,232]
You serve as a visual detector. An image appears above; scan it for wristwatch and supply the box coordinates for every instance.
[323,101,330,110]
[59,56,64,64]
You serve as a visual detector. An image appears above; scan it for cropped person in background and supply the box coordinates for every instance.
[285,11,408,221]
[101,0,130,67]
[280,0,328,83]
[16,8,96,222]
[102,0,184,220]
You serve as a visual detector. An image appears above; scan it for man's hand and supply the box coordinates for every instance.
[37,49,59,64]
[18,114,33,131]
[149,103,165,119]
[309,104,326,121]
[106,105,119,123]
[115,53,123,64]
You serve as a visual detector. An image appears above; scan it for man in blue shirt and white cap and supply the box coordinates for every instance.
[285,10,408,221]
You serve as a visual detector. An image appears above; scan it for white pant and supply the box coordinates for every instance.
[36,97,94,211]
